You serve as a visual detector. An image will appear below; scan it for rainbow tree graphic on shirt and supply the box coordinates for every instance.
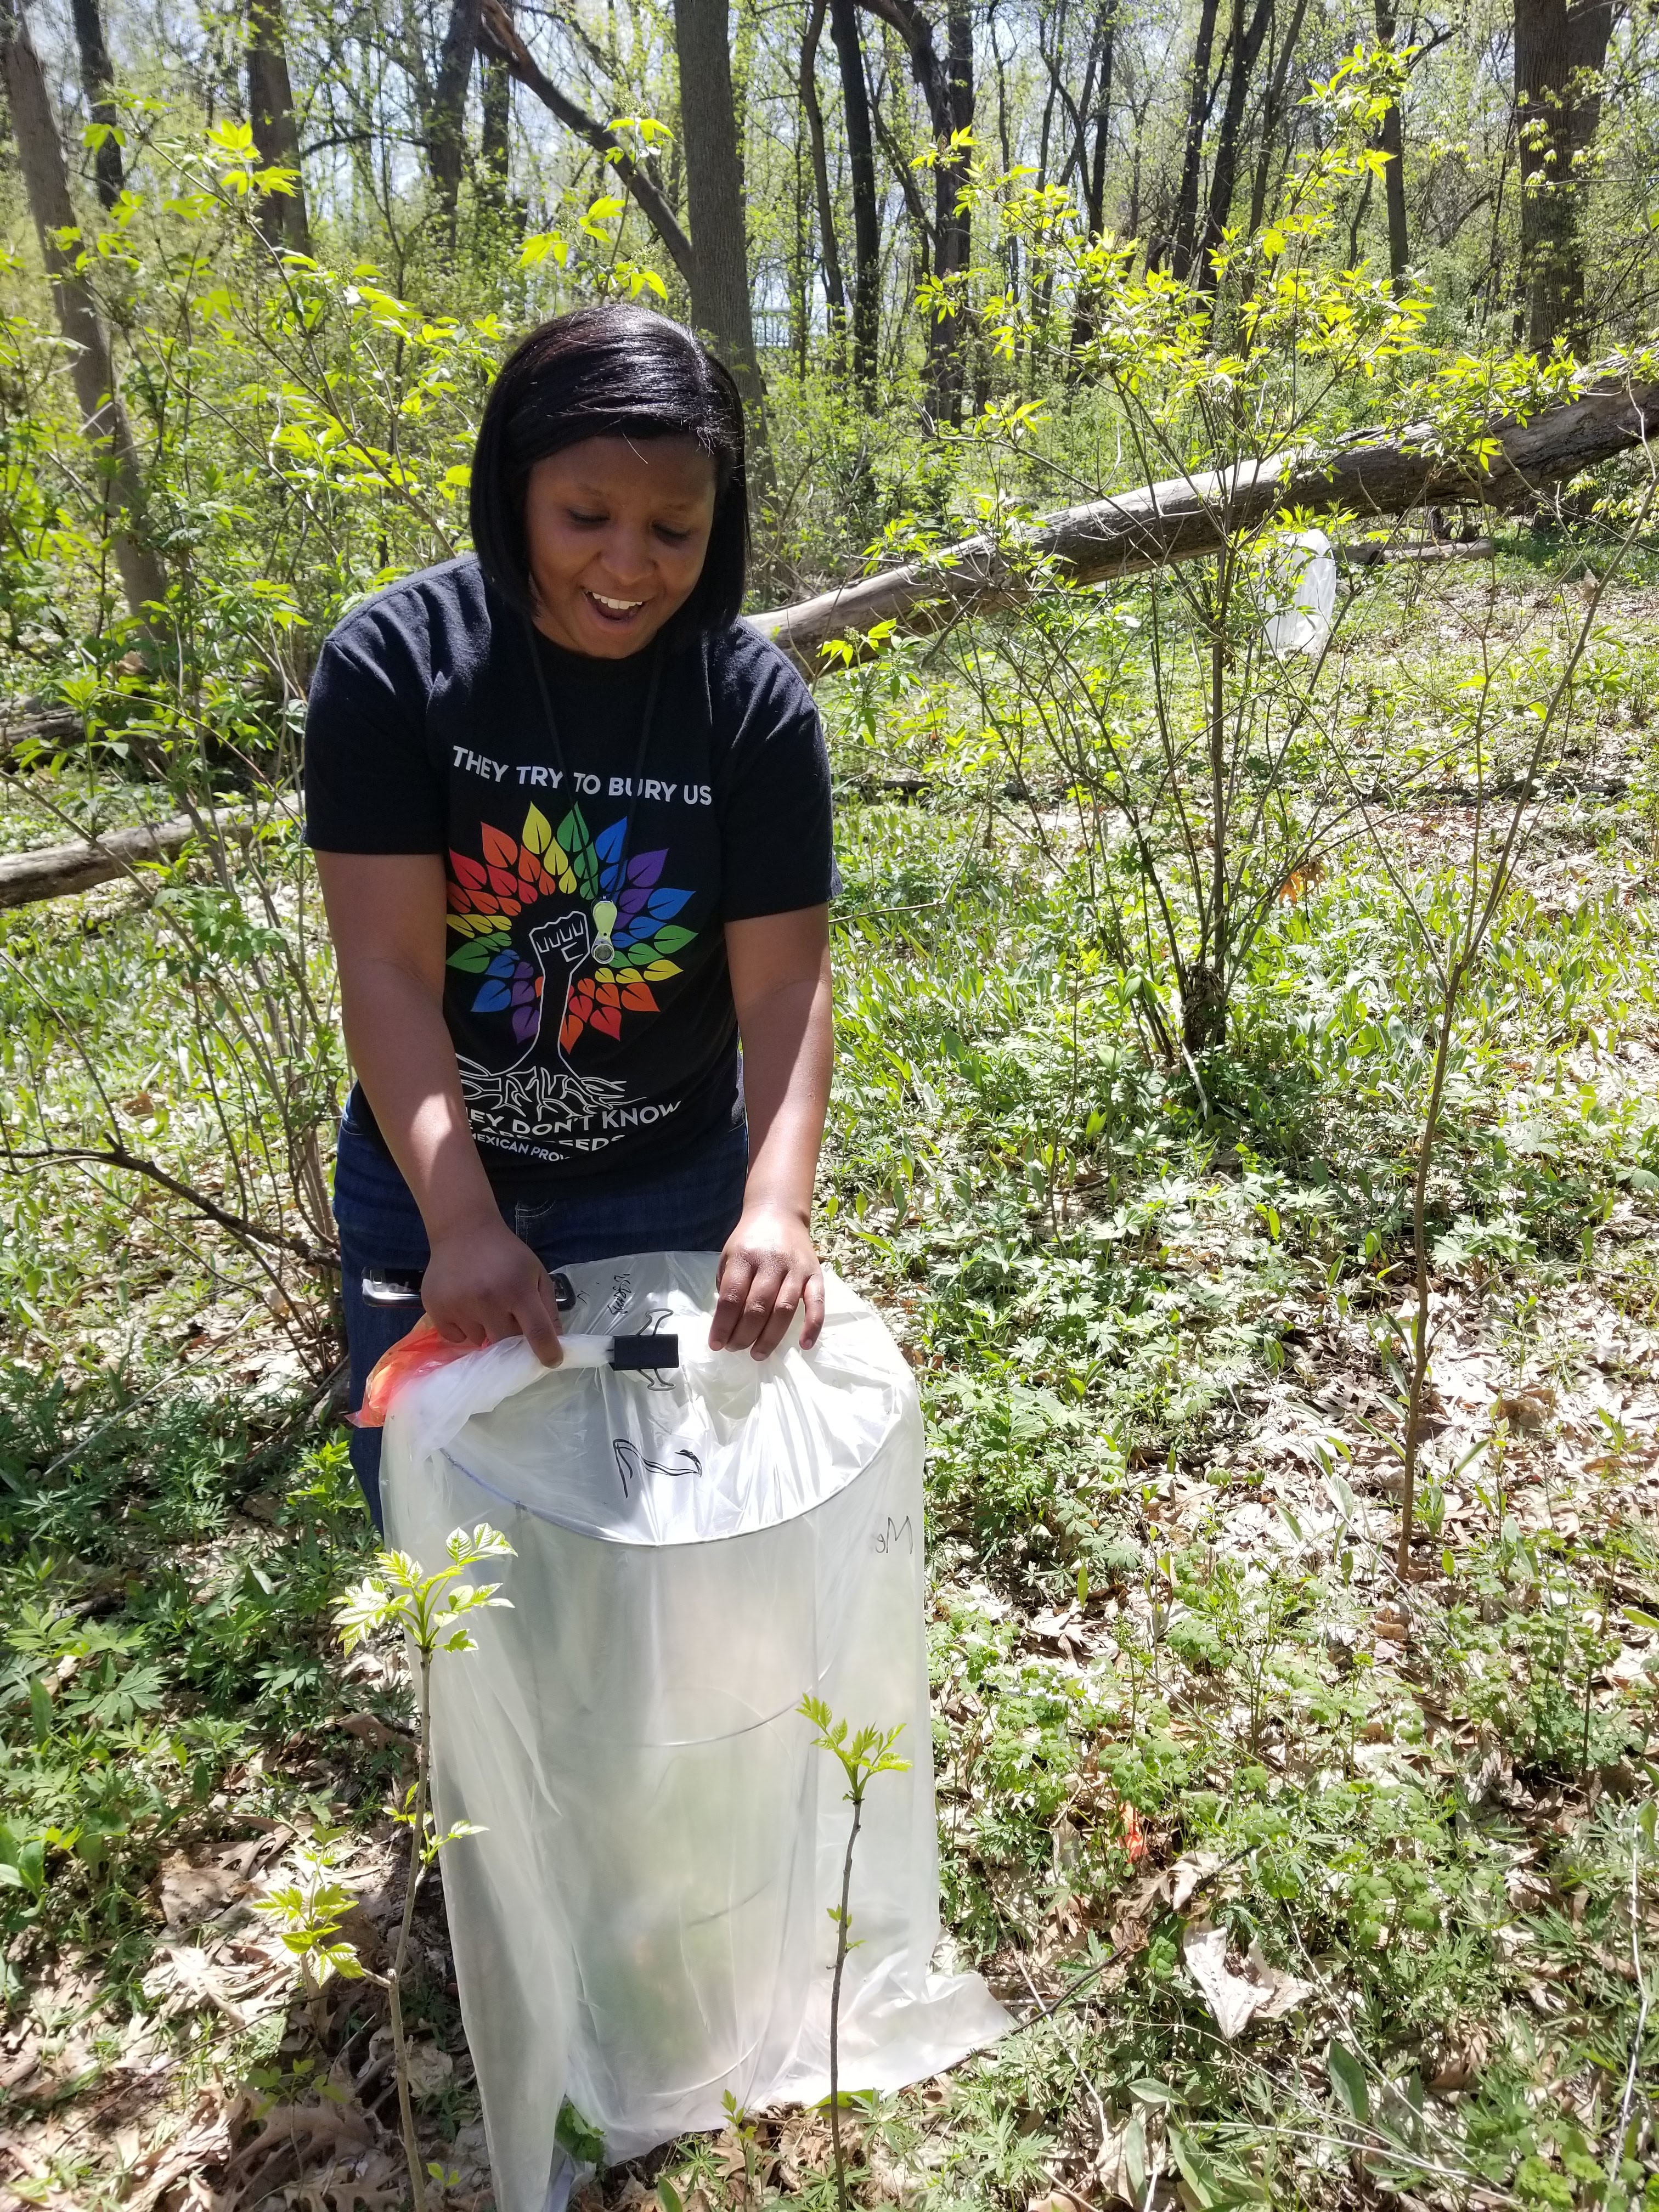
[444,803,695,1069]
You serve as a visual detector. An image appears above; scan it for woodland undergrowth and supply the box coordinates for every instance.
[2,541,1659,2210]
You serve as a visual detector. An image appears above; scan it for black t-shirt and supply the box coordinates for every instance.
[303,557,835,1190]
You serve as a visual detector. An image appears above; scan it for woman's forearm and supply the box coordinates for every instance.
[340,959,499,1238]
[737,964,833,1222]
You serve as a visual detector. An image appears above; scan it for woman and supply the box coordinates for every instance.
[304,306,836,1525]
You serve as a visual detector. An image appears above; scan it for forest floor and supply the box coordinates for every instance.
[2,548,1658,2212]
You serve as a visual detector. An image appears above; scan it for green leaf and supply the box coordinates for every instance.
[1327,2040,1370,2125]
[1166,2125,1221,2208]
[1123,2107,1148,2202]
[555,2096,605,2165]
[1128,2077,1174,2106]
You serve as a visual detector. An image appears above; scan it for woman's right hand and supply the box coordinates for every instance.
[421,1216,565,1365]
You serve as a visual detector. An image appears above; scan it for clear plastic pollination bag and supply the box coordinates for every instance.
[380,1253,1009,2212]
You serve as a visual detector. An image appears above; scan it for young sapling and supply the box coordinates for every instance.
[798,1695,910,2212]
[257,1523,514,2212]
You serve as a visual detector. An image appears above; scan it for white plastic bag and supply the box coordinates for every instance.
[1262,527,1336,656]
[381,1253,1009,2212]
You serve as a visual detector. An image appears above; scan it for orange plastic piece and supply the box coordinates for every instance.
[351,1317,475,1428]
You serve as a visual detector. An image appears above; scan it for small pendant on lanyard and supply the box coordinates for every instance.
[526,623,663,977]
[591,898,618,966]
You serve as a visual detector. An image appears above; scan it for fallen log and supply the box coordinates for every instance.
[750,377,1659,674]
[0,798,299,911]
[0,703,82,761]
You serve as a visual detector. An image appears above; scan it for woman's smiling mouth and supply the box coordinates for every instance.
[586,590,647,620]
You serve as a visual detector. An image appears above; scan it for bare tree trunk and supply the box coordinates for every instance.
[1065,0,1116,365]
[800,0,848,336]
[1083,0,1116,234]
[428,0,482,224]
[1374,0,1408,286]
[673,0,766,420]
[1169,0,1222,280]
[1197,0,1272,286]
[1035,0,1066,191]
[859,0,970,423]
[247,0,311,255]
[0,0,165,628]
[1246,0,1307,234]
[829,0,880,395]
[932,0,973,422]
[1514,0,1612,355]
[68,0,122,210]
[479,2,511,215]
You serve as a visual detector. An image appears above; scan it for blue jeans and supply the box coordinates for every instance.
[334,1104,749,1527]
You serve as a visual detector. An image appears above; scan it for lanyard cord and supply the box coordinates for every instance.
[525,617,665,961]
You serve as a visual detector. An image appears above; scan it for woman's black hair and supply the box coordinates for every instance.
[470,303,748,636]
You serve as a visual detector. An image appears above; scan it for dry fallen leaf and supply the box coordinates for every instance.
[1182,1921,1314,2041]
[123,2086,235,2212]
[1168,1850,1223,1915]
[1504,1864,1553,1910]
[208,2087,382,2209]
[142,1943,250,2028]
[1492,1386,1555,1432]
[1095,2103,1155,2207]
[336,1711,415,1755]
[777,2109,832,2188]
[1427,2040,1486,2093]
[157,1853,249,1932]
[402,2040,455,2099]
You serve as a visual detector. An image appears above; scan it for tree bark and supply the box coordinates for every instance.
[935,0,973,421]
[1514,0,1612,356]
[1065,0,1116,363]
[428,0,482,223]
[751,375,1659,671]
[0,798,300,911]
[1169,0,1222,279]
[247,0,312,255]
[1197,0,1272,285]
[479,0,697,287]
[829,0,881,394]
[859,0,972,424]
[800,0,848,332]
[479,15,511,215]
[1083,0,1116,235]
[67,0,122,210]
[0,0,165,628]
[1245,0,1307,234]
[673,0,765,417]
[1374,0,1408,286]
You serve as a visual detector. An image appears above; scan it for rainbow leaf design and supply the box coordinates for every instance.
[444,803,697,1055]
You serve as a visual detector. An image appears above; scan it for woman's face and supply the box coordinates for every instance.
[523,435,718,658]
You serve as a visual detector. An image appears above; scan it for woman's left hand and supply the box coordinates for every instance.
[710,1203,825,1357]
